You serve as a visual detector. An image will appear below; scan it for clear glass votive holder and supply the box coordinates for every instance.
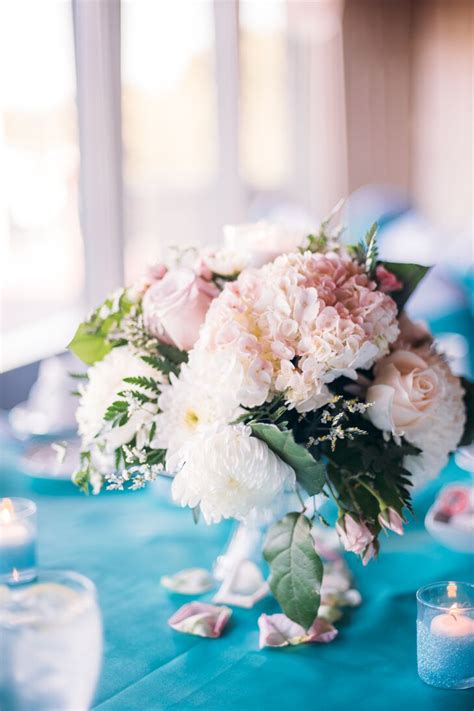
[0,498,37,585]
[417,581,474,689]
[0,569,103,711]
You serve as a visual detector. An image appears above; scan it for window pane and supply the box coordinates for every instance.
[239,0,289,191]
[122,0,218,281]
[0,1,83,349]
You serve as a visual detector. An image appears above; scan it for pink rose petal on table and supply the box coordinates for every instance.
[258,613,338,649]
[161,568,214,595]
[168,602,231,638]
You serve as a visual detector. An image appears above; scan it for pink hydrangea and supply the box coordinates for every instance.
[196,250,399,412]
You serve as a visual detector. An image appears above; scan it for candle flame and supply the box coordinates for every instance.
[447,582,457,599]
[0,498,14,524]
[12,568,19,582]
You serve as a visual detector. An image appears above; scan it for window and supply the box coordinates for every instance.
[239,0,289,193]
[0,1,83,371]
[122,0,219,282]
[0,0,341,372]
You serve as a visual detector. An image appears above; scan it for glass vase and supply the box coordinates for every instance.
[212,493,301,608]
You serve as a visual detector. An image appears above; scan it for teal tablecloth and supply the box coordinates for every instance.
[1,446,473,711]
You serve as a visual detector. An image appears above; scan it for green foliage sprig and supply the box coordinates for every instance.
[348,223,379,277]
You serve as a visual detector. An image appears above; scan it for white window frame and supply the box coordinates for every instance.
[1,0,280,372]
[73,0,125,310]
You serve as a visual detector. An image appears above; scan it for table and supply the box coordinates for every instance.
[1,443,473,711]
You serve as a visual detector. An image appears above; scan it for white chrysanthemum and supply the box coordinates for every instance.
[151,350,243,471]
[171,424,296,523]
[77,346,160,452]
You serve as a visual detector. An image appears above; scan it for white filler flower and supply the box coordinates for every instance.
[171,424,296,523]
[77,346,160,452]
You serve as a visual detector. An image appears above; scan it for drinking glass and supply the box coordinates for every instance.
[0,570,103,710]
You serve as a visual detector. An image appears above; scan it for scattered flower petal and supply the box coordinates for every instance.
[258,613,338,648]
[161,568,214,595]
[168,602,231,638]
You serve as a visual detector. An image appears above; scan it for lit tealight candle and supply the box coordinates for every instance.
[431,604,474,638]
[417,581,474,689]
[0,497,37,585]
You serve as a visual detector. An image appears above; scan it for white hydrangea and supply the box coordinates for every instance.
[171,424,296,523]
[77,346,160,452]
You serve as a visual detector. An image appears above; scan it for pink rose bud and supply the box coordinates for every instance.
[378,508,404,536]
[375,265,403,293]
[362,542,377,566]
[142,267,218,351]
[336,514,374,555]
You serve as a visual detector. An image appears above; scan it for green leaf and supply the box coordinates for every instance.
[146,448,166,466]
[103,400,129,427]
[68,289,134,365]
[251,423,325,496]
[263,513,323,629]
[117,389,154,405]
[157,342,188,366]
[379,261,430,310]
[68,322,113,365]
[72,469,90,494]
[459,377,474,447]
[141,355,178,377]
[123,376,160,392]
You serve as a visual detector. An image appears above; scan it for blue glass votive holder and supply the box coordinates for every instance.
[0,498,37,585]
[417,581,474,689]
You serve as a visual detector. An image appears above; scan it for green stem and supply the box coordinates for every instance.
[359,480,385,508]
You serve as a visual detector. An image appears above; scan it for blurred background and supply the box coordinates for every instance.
[0,0,472,411]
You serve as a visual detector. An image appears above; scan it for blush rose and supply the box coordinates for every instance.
[367,349,440,437]
[142,267,218,351]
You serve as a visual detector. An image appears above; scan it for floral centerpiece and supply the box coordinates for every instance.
[69,208,474,632]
